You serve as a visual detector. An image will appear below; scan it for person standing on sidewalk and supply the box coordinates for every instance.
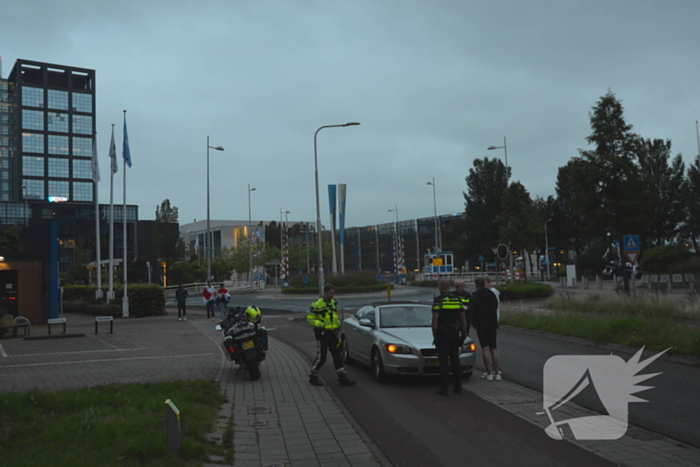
[469,277,501,381]
[202,281,217,321]
[453,280,471,334]
[175,283,188,321]
[307,284,356,387]
[432,279,468,396]
[216,283,230,320]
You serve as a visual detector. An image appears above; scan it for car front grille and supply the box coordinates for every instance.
[421,349,437,357]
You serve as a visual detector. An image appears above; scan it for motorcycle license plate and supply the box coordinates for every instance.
[242,340,254,350]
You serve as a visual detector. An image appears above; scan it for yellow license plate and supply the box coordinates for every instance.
[242,340,254,350]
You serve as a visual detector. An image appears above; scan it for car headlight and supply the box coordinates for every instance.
[385,344,413,355]
[461,342,476,353]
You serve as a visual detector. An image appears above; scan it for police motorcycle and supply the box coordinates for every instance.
[215,306,269,381]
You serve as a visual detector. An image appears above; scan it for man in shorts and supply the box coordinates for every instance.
[468,277,501,381]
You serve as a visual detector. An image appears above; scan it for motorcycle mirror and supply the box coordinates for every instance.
[215,325,222,331]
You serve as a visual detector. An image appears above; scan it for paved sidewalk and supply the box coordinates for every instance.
[201,331,387,467]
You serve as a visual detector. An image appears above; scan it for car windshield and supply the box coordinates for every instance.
[379,306,432,328]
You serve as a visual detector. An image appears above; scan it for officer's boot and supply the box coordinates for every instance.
[338,372,356,386]
[309,375,324,386]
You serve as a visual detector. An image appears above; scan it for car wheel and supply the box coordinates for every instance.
[342,338,355,364]
[371,348,387,383]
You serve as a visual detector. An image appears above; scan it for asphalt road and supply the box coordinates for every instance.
[233,287,700,450]
[263,312,615,467]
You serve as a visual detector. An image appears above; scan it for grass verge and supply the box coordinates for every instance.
[0,380,227,467]
[502,310,700,359]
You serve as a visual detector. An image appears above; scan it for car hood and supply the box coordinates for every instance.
[379,327,434,348]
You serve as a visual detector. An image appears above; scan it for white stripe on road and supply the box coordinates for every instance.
[0,345,7,358]
[1,352,214,369]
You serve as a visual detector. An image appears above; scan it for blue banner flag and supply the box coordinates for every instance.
[123,113,132,168]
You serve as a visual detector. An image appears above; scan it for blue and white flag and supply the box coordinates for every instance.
[123,113,132,168]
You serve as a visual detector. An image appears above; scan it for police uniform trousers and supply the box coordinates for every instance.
[311,330,344,376]
[435,330,461,390]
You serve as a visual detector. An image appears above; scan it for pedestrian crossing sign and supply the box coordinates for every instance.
[623,235,640,252]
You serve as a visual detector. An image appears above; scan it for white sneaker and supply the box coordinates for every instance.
[495,374,502,381]
[183,317,187,321]
[178,318,182,321]
[481,372,494,381]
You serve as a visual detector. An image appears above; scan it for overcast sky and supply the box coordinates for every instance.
[2,1,699,229]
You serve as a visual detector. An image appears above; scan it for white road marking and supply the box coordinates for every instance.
[1,352,214,369]
[0,345,7,358]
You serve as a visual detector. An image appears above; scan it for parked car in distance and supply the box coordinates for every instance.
[340,301,475,382]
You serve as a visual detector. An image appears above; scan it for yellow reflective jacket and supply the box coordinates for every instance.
[307,297,341,330]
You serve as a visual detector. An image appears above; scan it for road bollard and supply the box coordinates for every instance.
[386,285,391,301]
[165,399,181,453]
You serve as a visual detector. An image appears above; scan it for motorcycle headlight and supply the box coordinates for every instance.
[385,344,413,355]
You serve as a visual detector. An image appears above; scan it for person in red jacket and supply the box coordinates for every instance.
[202,281,216,321]
[216,283,230,319]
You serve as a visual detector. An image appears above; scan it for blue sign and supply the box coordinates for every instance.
[623,235,640,252]
[303,276,309,285]
[478,255,484,262]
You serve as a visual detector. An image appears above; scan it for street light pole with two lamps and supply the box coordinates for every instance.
[314,122,360,297]
[206,136,225,281]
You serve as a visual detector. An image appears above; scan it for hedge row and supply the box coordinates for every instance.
[282,285,392,295]
[62,284,165,318]
[497,282,554,300]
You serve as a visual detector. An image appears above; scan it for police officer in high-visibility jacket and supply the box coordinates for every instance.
[453,279,471,334]
[307,284,356,387]
[432,279,468,396]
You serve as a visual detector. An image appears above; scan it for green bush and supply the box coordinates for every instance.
[61,285,165,318]
[282,285,391,295]
[640,245,692,273]
[497,281,553,300]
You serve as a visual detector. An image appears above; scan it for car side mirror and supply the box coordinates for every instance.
[359,318,373,328]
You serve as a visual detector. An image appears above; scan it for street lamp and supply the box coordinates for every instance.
[21,184,28,227]
[426,178,440,252]
[280,208,290,285]
[544,218,552,281]
[388,205,399,224]
[314,122,360,296]
[206,136,224,281]
[248,184,256,282]
[487,136,509,183]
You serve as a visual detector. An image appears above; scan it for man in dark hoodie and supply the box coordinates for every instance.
[468,277,501,381]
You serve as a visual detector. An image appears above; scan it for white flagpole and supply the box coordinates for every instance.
[93,133,103,299]
[122,110,129,319]
[108,124,116,301]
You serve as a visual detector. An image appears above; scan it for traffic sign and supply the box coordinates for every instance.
[478,255,484,263]
[624,251,639,265]
[623,235,640,252]
[491,246,499,256]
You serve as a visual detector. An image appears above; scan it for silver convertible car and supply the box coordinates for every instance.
[340,301,476,382]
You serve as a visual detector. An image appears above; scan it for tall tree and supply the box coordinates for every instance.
[636,138,686,247]
[497,182,540,280]
[578,91,650,293]
[685,155,700,252]
[463,157,510,260]
[155,200,183,280]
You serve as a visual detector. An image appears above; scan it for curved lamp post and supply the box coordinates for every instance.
[206,137,225,281]
[426,179,440,252]
[487,136,508,184]
[314,122,360,296]
[248,184,256,282]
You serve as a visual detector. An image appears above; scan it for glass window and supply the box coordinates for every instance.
[72,93,92,113]
[72,159,91,179]
[22,132,44,153]
[22,109,44,131]
[72,181,93,202]
[72,137,92,156]
[22,87,44,108]
[48,180,69,198]
[48,158,69,178]
[24,179,44,200]
[47,90,69,110]
[47,112,69,132]
[23,156,44,176]
[48,135,69,155]
[72,115,92,135]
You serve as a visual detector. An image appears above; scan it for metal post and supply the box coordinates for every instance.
[313,123,360,296]
[206,136,210,281]
[545,218,551,281]
[375,225,380,272]
[428,178,439,252]
[248,184,256,283]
